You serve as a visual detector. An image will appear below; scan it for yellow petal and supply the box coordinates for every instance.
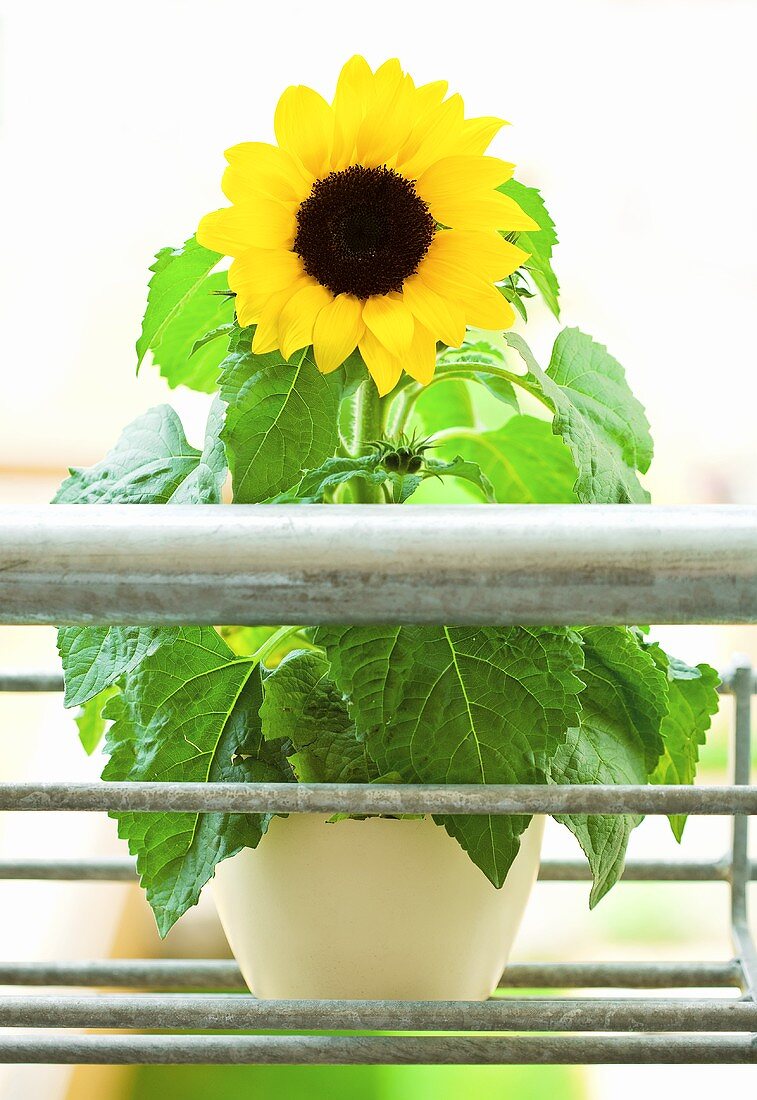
[358,329,403,396]
[401,275,466,348]
[278,281,333,361]
[362,294,415,358]
[252,321,279,355]
[395,93,465,180]
[252,280,307,354]
[428,230,529,281]
[404,322,437,385]
[460,286,516,331]
[312,293,365,374]
[416,155,515,212]
[197,203,296,255]
[430,190,539,232]
[234,273,308,328]
[331,55,373,170]
[413,80,448,115]
[228,247,303,298]
[419,255,516,331]
[454,116,508,156]
[274,85,333,178]
[356,69,416,169]
[222,142,312,204]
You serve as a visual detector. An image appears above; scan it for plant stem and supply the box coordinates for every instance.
[350,380,384,502]
[383,381,421,437]
[435,361,554,413]
[253,625,306,666]
[352,380,382,455]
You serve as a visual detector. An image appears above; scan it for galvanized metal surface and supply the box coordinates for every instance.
[0,552,754,1065]
[0,859,137,881]
[0,960,742,991]
[2,504,756,625]
[1,993,754,1032]
[540,857,739,882]
[0,672,64,693]
[2,668,738,697]
[1,781,755,815]
[0,1034,754,1065]
[497,961,746,990]
[1,855,748,882]
[730,661,757,998]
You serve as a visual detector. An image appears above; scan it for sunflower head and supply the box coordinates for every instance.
[197,56,537,396]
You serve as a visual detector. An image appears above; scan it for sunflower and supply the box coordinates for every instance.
[197,56,536,395]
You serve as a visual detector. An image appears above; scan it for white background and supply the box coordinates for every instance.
[1,0,756,505]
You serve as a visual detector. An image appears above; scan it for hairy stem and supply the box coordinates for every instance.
[349,381,384,502]
[352,381,382,455]
[383,381,421,437]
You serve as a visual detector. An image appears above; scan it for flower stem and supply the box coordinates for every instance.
[353,380,382,455]
[350,380,384,502]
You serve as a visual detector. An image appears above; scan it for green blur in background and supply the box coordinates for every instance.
[129,1064,584,1099]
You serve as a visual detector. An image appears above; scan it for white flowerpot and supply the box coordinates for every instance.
[213,813,544,1001]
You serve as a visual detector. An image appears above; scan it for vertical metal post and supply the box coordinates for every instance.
[731,659,757,997]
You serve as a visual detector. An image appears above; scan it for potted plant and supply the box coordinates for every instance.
[55,55,720,1001]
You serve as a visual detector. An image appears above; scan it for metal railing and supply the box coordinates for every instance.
[0,505,755,1065]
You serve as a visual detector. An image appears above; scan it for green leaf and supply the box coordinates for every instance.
[505,329,653,503]
[433,415,578,503]
[647,646,720,841]
[54,403,226,504]
[103,627,294,936]
[551,627,668,906]
[316,625,584,888]
[190,320,235,361]
[498,274,534,323]
[151,274,234,393]
[499,180,560,318]
[295,455,387,502]
[387,472,423,503]
[74,685,118,754]
[55,403,226,707]
[423,456,496,502]
[219,329,342,502]
[136,236,232,391]
[261,649,377,783]
[413,379,475,435]
[169,396,228,504]
[57,626,176,708]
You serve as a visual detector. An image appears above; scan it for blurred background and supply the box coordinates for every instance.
[0,0,755,1096]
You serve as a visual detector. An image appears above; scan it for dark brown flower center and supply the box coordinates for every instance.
[293,165,435,299]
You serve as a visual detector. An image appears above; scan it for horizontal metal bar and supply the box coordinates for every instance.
[2,505,756,626]
[0,667,753,695]
[0,993,754,1033]
[497,961,746,990]
[0,960,743,992]
[0,672,64,693]
[8,670,754,700]
[539,858,739,882]
[1,856,746,883]
[0,960,248,990]
[0,1034,754,1065]
[0,782,755,815]
[0,859,137,881]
